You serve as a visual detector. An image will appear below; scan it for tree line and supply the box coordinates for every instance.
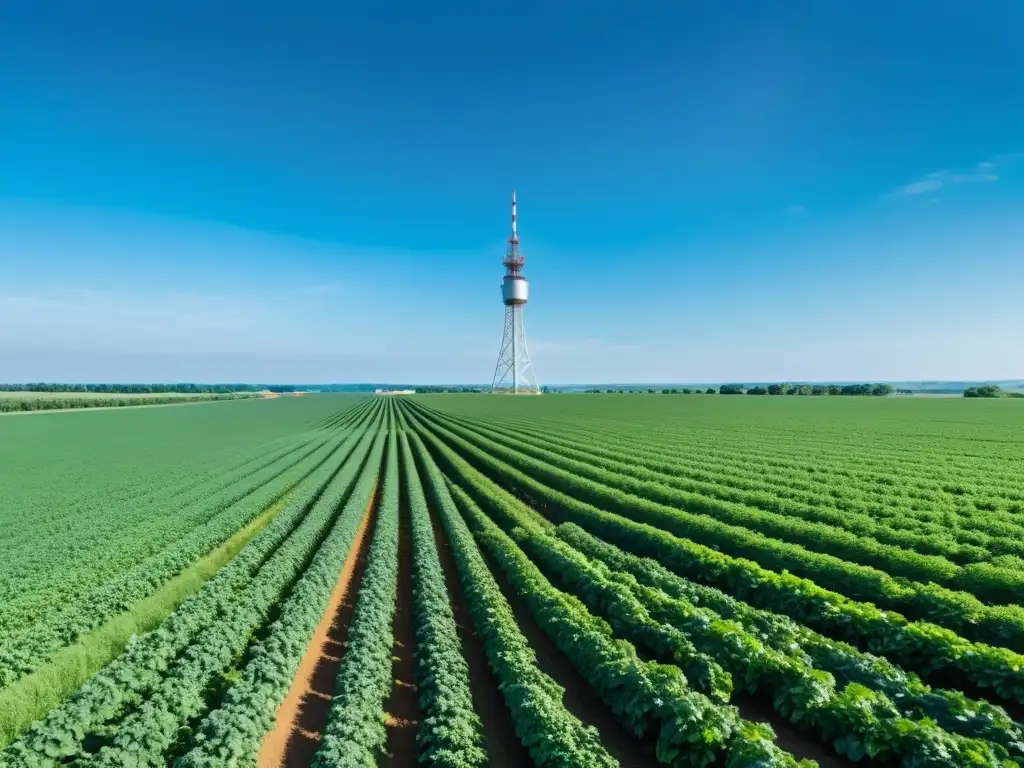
[0,393,256,413]
[0,383,283,394]
[583,383,897,396]
[720,383,896,396]
[963,385,1024,399]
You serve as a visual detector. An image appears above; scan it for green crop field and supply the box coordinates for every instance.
[0,391,210,399]
[1,393,1022,767]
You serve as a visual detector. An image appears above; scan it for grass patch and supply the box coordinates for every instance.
[0,494,292,747]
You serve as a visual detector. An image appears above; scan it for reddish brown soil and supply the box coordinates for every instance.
[379,489,422,767]
[429,509,532,768]
[477,543,659,766]
[732,691,856,768]
[256,488,378,768]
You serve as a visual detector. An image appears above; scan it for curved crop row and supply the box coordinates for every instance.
[450,405,1024,525]
[400,403,1024,705]
[558,523,1024,761]
[408,407,1016,766]
[444,479,809,768]
[440,409,1024,565]
[420,407,1024,609]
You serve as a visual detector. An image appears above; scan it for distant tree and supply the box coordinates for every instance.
[964,385,1003,398]
[828,384,841,396]
[682,388,693,394]
[705,388,716,394]
[746,386,768,395]
[767,383,787,395]
[871,383,896,396]
[790,385,812,396]
[661,388,671,394]
[719,384,744,395]
[810,385,828,396]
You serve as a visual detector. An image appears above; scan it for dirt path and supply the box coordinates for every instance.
[256,488,378,768]
[379,486,421,767]
[732,692,856,768]
[429,509,531,768]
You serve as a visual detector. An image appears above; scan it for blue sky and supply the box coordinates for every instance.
[1,0,1022,384]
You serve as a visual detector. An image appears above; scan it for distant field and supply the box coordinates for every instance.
[2,393,1023,766]
[0,391,218,399]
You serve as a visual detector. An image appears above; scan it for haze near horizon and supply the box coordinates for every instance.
[1,1,1022,384]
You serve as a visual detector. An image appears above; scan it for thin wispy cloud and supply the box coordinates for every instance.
[887,154,1011,198]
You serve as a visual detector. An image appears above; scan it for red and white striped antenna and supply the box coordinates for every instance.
[510,189,518,243]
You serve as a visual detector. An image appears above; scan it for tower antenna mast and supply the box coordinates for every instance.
[491,190,540,394]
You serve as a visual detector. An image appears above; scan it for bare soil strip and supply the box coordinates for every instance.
[429,507,531,768]
[732,692,856,768]
[257,487,378,768]
[380,489,422,767]
[484,550,659,767]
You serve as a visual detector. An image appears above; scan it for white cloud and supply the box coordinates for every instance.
[888,157,1005,198]
[893,178,944,196]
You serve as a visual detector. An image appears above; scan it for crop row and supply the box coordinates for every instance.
[450,410,1024,562]
[442,458,810,767]
[86,417,384,767]
[408,407,1018,766]
[558,523,1024,761]
[400,402,1024,704]
[405,425,621,768]
[0,399,372,621]
[177,415,386,766]
[457,406,1024,516]
[408,403,1024,653]
[423,408,1024,607]
[0,411,368,690]
[0,429,327,633]
[313,415,401,766]
[396,420,488,767]
[0,411,383,762]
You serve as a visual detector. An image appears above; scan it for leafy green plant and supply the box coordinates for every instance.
[397,423,487,767]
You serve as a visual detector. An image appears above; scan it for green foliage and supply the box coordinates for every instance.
[3,401,385,762]
[408,410,812,768]
[406,427,619,768]
[314,418,402,767]
[396,423,488,768]
[176,425,386,767]
[552,525,1015,765]
[0,392,256,412]
[964,385,1004,398]
[403,400,1024,707]
[417,405,1024,625]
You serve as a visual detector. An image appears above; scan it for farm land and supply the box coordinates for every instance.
[0,393,1022,767]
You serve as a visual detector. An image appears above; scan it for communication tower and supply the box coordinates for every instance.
[491,190,540,394]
